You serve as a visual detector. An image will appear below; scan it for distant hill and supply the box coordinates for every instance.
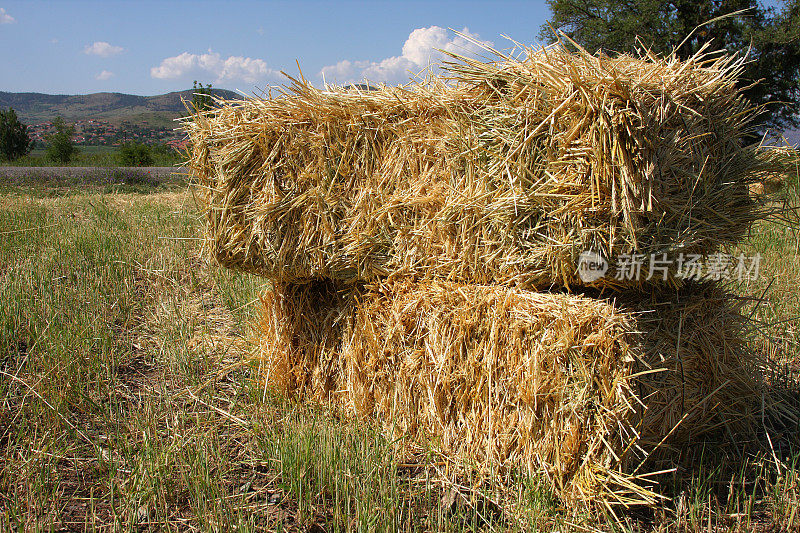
[3,88,799,147]
[0,88,240,128]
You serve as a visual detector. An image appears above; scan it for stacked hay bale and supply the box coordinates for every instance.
[188,44,788,289]
[255,280,758,504]
[186,43,795,506]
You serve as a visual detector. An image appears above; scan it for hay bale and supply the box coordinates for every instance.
[258,280,765,505]
[187,44,792,289]
[620,286,760,450]
[258,280,354,401]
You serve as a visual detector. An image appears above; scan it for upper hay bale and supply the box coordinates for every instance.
[186,42,793,289]
[257,279,772,507]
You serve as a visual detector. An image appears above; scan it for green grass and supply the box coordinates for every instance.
[0,179,797,531]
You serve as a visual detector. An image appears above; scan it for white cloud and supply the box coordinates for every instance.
[95,70,114,81]
[320,26,492,85]
[319,59,371,81]
[150,50,279,83]
[84,41,124,57]
[0,8,15,24]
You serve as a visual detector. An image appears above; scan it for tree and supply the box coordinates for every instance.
[119,141,154,167]
[541,0,800,134]
[191,80,214,113]
[0,108,34,162]
[46,117,78,163]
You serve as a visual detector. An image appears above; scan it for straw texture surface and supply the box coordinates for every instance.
[257,280,763,504]
[187,44,791,289]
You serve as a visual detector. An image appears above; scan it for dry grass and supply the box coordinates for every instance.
[185,38,800,518]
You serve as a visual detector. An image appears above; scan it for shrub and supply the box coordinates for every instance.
[119,142,154,167]
[46,117,78,164]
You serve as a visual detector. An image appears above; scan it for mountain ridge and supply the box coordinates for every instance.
[0,88,240,128]
[1,88,798,145]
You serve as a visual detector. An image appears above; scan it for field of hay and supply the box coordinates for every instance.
[0,174,798,531]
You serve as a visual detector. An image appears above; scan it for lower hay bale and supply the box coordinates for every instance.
[621,286,762,453]
[258,280,765,505]
[342,282,643,504]
[258,280,356,402]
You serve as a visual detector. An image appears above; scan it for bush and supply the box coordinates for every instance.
[118,142,154,167]
[46,117,79,164]
[149,142,182,165]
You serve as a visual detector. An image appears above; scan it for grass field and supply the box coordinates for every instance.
[0,174,798,531]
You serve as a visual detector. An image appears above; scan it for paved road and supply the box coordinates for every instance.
[0,166,187,180]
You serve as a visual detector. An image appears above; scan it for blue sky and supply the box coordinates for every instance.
[0,1,553,95]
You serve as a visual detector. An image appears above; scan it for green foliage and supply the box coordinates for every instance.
[0,108,34,162]
[149,142,182,164]
[45,116,79,163]
[5,143,182,168]
[541,0,800,134]
[118,141,154,167]
[191,80,214,113]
